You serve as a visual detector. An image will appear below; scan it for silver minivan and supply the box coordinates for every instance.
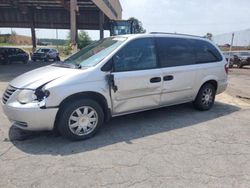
[1,33,228,140]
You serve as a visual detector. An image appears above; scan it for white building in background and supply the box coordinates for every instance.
[213,28,250,47]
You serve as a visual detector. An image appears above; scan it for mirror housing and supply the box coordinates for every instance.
[101,59,113,72]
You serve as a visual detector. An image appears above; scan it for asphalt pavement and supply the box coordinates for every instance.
[0,63,250,188]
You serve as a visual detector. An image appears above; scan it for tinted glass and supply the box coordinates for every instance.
[193,39,222,63]
[8,48,16,54]
[156,38,196,68]
[16,49,24,54]
[114,38,157,72]
[37,49,50,53]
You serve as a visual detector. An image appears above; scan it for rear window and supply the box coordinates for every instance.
[193,39,222,64]
[37,49,50,53]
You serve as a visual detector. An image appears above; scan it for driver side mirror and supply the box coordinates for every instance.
[101,58,114,72]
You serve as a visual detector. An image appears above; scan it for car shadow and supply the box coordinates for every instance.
[9,101,240,156]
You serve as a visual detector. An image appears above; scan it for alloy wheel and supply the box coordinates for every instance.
[68,106,98,136]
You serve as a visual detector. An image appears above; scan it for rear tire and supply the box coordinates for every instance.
[237,63,243,68]
[193,83,216,111]
[44,57,49,63]
[57,99,104,141]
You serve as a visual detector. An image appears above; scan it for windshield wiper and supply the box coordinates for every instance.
[52,61,75,68]
[52,61,83,69]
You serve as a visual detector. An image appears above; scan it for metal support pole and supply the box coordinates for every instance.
[228,33,234,64]
[56,29,58,48]
[99,11,104,39]
[31,27,36,51]
[30,10,36,51]
[70,0,77,51]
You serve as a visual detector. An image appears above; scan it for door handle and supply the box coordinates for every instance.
[150,77,162,83]
[163,75,174,81]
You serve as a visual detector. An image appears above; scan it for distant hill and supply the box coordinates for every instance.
[0,34,68,46]
[0,34,32,45]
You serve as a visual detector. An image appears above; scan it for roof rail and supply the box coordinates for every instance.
[149,32,203,38]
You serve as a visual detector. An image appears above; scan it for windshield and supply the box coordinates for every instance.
[63,37,127,67]
[37,49,50,53]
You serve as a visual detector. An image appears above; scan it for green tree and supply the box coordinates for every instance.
[204,33,213,40]
[77,30,92,49]
[66,30,92,50]
[128,17,146,34]
[11,30,17,36]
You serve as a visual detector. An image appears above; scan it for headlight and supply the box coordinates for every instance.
[17,90,37,104]
[17,88,50,104]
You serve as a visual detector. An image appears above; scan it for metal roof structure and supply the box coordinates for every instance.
[0,0,122,49]
[0,0,122,30]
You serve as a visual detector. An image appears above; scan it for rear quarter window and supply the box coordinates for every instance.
[193,39,222,64]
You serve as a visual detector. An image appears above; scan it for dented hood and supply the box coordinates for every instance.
[10,65,84,89]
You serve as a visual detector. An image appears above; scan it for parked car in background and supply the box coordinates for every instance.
[31,48,60,62]
[223,51,250,68]
[0,47,29,65]
[2,33,228,141]
[236,51,250,68]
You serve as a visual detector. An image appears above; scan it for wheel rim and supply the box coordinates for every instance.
[68,106,98,136]
[201,88,213,106]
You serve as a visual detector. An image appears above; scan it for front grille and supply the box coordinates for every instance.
[2,85,17,104]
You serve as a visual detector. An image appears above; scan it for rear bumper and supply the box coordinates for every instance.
[217,80,228,94]
[2,102,58,131]
[32,54,47,60]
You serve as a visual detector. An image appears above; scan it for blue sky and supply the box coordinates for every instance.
[1,0,250,40]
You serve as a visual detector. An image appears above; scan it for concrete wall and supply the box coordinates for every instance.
[92,0,122,20]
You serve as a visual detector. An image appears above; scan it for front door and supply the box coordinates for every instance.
[110,38,162,115]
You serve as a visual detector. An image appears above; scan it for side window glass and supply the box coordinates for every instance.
[156,38,196,67]
[9,49,15,55]
[17,49,23,54]
[194,40,222,63]
[114,38,157,72]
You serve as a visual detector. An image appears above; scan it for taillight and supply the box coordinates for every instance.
[224,63,229,74]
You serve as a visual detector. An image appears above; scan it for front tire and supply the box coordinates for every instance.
[193,83,216,111]
[57,99,104,141]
